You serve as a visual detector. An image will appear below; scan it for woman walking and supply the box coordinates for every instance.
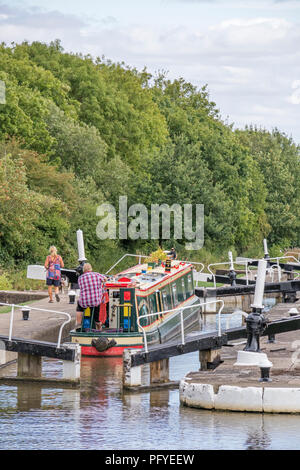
[44,246,64,303]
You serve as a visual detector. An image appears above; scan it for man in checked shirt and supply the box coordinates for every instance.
[75,263,107,331]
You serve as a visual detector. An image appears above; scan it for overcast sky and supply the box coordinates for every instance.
[0,0,299,144]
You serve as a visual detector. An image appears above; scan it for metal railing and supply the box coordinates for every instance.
[261,256,300,281]
[137,300,224,353]
[269,255,300,266]
[0,302,71,349]
[284,251,300,262]
[268,264,282,282]
[207,260,250,288]
[206,255,300,288]
[105,254,148,274]
[105,253,205,275]
[188,261,205,272]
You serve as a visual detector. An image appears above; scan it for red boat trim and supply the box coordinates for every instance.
[81,344,143,357]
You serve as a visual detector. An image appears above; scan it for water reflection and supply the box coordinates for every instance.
[0,361,299,450]
[245,430,271,450]
[17,385,42,412]
[0,309,299,449]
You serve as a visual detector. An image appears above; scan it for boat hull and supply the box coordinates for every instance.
[70,330,144,357]
[81,344,143,357]
[70,295,202,357]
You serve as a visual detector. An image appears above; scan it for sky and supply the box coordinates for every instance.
[0,0,299,144]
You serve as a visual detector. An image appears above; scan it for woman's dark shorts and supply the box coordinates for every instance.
[46,279,61,287]
[77,302,100,321]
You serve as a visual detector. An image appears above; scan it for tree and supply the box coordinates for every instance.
[237,127,300,247]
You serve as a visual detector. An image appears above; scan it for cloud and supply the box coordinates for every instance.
[288,80,300,104]
[0,2,299,143]
[165,0,300,3]
[0,4,86,29]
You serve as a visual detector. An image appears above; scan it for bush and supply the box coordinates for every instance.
[8,269,45,291]
[0,272,13,290]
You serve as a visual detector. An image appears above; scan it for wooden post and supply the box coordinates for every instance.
[199,349,221,371]
[62,343,81,382]
[0,349,6,366]
[241,294,251,313]
[17,353,42,378]
[0,340,7,366]
[123,349,142,388]
[150,358,169,384]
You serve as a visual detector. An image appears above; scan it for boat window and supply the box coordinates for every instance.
[181,278,186,300]
[139,303,149,327]
[149,296,155,314]
[187,274,193,295]
[172,283,179,306]
[162,291,168,311]
[149,295,158,324]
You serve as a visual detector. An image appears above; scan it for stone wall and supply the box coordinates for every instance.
[0,291,48,305]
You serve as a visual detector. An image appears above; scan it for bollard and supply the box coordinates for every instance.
[228,251,237,286]
[289,308,299,316]
[234,350,273,383]
[21,307,30,321]
[267,334,276,343]
[68,290,76,304]
[260,367,272,382]
[228,269,237,287]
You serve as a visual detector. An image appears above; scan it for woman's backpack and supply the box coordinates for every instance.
[46,256,62,281]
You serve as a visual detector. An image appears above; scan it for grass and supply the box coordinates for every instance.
[195,281,223,287]
[0,299,41,314]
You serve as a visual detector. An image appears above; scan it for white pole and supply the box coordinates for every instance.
[8,305,14,341]
[77,229,87,262]
[180,310,185,345]
[228,251,234,270]
[251,259,267,310]
[263,239,269,257]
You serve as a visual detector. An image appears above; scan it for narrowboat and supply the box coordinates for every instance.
[70,258,202,356]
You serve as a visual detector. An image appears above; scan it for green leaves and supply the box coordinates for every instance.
[0,41,299,273]
[237,127,300,247]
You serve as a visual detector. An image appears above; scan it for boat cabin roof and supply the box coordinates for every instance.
[106,260,192,292]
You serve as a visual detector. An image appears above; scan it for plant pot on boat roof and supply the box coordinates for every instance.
[145,248,167,267]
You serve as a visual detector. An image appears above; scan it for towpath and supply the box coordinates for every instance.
[0,291,77,343]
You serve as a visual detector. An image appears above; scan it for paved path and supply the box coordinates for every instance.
[0,290,77,343]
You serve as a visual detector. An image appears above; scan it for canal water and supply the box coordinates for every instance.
[0,310,300,450]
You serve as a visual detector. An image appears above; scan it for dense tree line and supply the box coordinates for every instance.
[0,40,299,284]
